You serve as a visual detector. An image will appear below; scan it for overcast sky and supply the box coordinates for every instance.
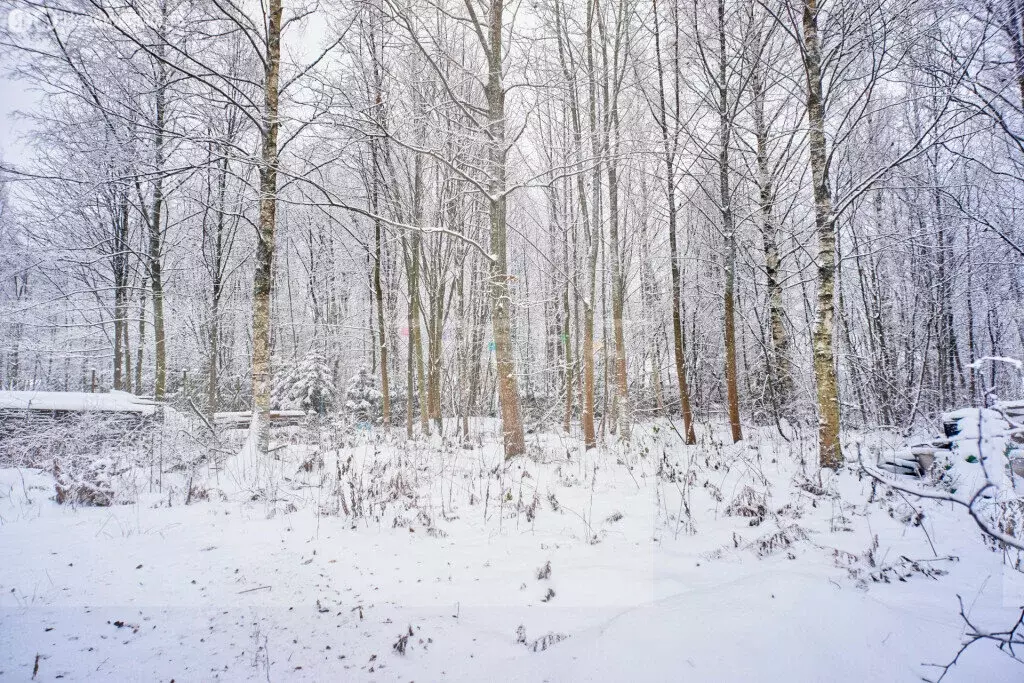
[1,8,41,168]
[0,71,35,167]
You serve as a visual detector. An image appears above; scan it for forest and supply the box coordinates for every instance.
[1,0,1024,680]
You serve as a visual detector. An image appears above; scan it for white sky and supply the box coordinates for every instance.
[2,3,55,168]
[0,63,36,167]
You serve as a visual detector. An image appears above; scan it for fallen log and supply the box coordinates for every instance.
[212,410,306,428]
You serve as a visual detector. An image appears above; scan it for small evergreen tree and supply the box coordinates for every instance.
[345,367,382,423]
[271,350,337,414]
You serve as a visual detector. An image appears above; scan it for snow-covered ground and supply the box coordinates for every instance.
[1,421,1022,681]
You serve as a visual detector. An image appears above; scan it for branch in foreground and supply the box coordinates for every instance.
[857,457,1024,552]
[924,595,1024,683]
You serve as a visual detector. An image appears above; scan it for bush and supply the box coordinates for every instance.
[54,453,115,506]
[0,412,159,506]
[344,367,382,423]
[271,350,337,415]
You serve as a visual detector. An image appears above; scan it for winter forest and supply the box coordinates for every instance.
[2,0,1024,679]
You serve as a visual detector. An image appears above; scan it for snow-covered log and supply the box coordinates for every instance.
[212,410,306,428]
[0,390,157,415]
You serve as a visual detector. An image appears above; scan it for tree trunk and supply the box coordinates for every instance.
[718,0,742,442]
[150,48,168,401]
[803,0,842,469]
[596,1,630,438]
[750,31,792,413]
[582,0,602,449]
[369,12,391,426]
[251,0,283,457]
[553,0,598,445]
[966,222,977,403]
[562,184,575,433]
[112,194,130,391]
[406,152,425,438]
[427,283,444,432]
[208,150,229,422]
[652,0,696,442]
[371,147,391,425]
[135,275,147,395]
[486,0,526,459]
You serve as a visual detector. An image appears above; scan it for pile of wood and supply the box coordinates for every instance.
[898,435,954,476]
[0,391,160,467]
[878,410,974,477]
[0,390,158,416]
[998,399,1024,423]
[211,410,306,429]
[879,400,1024,478]
[0,390,159,440]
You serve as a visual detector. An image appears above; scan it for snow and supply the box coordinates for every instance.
[935,408,1014,497]
[213,410,307,425]
[0,390,157,415]
[967,357,1024,371]
[0,423,1022,681]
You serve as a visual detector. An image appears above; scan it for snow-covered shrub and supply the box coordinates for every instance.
[332,451,417,520]
[271,350,337,415]
[986,499,1024,572]
[344,367,382,423]
[315,438,435,524]
[53,452,115,506]
[725,485,768,525]
[3,413,156,506]
[0,405,214,507]
[751,523,807,557]
[515,625,569,652]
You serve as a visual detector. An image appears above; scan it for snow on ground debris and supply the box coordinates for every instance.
[1,422,1022,682]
